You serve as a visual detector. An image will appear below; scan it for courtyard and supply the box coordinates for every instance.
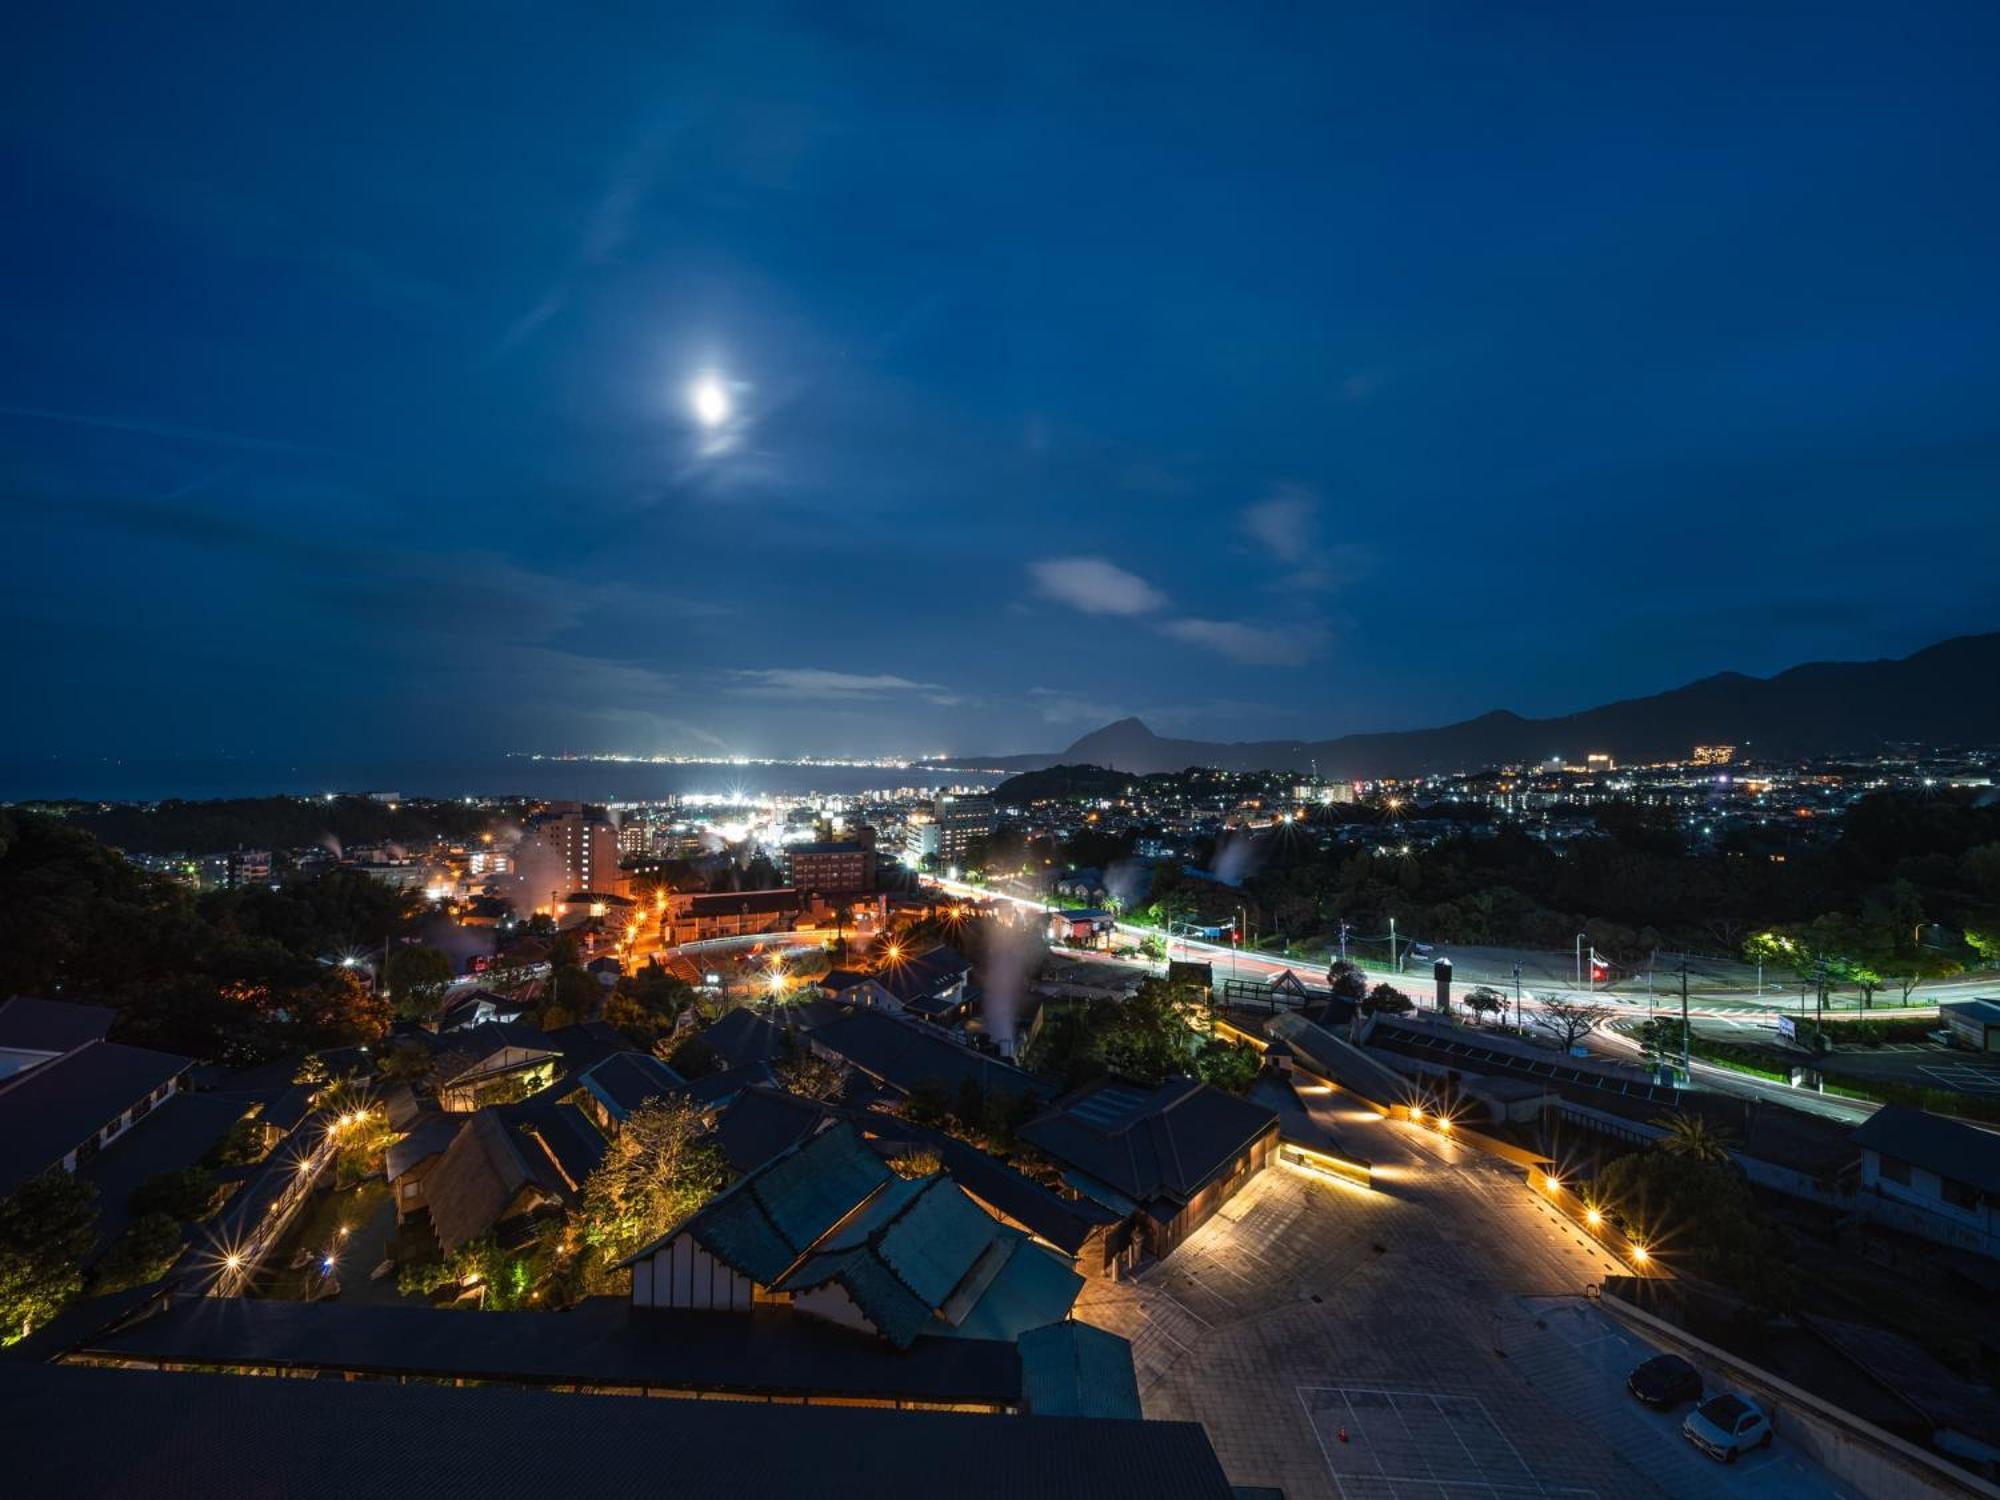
[1076,1108,1860,1500]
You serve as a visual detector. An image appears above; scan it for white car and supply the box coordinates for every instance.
[1682,1392,1773,1463]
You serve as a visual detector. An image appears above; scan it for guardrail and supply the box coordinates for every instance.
[1598,1287,2000,1500]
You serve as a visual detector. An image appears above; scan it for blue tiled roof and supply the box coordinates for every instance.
[1019,1321,1143,1419]
[623,1120,889,1282]
[811,1011,1054,1104]
[1021,1077,1275,1210]
[776,1175,1080,1351]
[577,1052,683,1120]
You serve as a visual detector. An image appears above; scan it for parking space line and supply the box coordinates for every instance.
[1299,1385,1601,1499]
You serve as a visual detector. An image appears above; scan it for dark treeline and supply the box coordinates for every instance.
[44,795,499,856]
[1008,789,2000,977]
[0,810,425,1062]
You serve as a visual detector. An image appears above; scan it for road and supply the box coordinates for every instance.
[924,874,1994,1023]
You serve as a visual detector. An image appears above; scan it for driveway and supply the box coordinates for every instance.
[1076,1109,1859,1500]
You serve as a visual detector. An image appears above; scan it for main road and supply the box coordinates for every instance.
[923,874,1992,1023]
[923,874,1973,1123]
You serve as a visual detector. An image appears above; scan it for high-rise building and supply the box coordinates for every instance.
[514,804,624,910]
[784,840,877,895]
[934,793,994,865]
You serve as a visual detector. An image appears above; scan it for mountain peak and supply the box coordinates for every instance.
[1061,717,1160,756]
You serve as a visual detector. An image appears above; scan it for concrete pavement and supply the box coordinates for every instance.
[1075,1109,1859,1499]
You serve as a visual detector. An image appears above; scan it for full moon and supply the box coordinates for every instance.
[689,373,732,428]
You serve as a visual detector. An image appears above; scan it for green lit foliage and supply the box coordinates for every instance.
[603,962,696,1049]
[777,1051,849,1104]
[1024,978,1210,1091]
[1636,1017,1689,1072]
[1195,1038,1261,1094]
[0,1172,99,1342]
[577,1096,724,1279]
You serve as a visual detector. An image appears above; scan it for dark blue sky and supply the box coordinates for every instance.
[7,3,1999,770]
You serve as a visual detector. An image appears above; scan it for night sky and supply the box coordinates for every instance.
[7,4,1999,772]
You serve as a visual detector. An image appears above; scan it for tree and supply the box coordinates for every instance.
[577,1096,724,1272]
[885,1147,943,1179]
[1096,979,1205,1084]
[1463,986,1506,1026]
[1534,996,1609,1052]
[1596,1147,1793,1309]
[129,1167,216,1223]
[1884,950,1963,1005]
[1636,1017,1688,1073]
[904,1079,951,1126]
[1195,1039,1261,1094]
[376,1040,437,1084]
[1327,961,1369,1002]
[0,1172,99,1341]
[1361,983,1413,1017]
[93,1212,184,1293]
[384,945,453,1021]
[1653,1112,1734,1165]
[778,1051,850,1104]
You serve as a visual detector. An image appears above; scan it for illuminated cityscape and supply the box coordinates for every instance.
[7,6,2000,1500]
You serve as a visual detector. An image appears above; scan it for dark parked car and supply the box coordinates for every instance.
[1627,1353,1702,1408]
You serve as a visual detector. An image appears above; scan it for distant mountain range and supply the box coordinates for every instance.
[950,633,2000,779]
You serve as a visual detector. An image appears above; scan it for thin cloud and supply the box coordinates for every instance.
[1242,485,1318,563]
[1241,484,1372,591]
[1029,556,1168,616]
[490,122,671,358]
[1158,617,1322,665]
[727,668,955,701]
[0,403,330,456]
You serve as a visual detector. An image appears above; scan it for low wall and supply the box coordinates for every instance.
[1598,1291,2000,1500]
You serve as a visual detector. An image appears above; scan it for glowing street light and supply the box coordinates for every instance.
[689,373,731,428]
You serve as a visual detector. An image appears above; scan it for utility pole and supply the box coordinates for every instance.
[1679,958,1691,1074]
[1390,915,1399,974]
[1512,962,1522,1031]
[1338,921,1351,966]
[1575,932,1585,990]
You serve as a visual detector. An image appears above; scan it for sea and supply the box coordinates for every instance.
[0,757,1004,806]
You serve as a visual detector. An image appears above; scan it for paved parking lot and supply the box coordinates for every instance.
[1075,1108,1858,1500]
[1916,1060,2000,1093]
